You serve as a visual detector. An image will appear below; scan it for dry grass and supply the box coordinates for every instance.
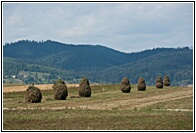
[3,85,193,110]
[3,84,79,93]
[3,108,193,130]
[3,84,193,130]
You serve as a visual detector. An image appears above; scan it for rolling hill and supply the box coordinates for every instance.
[3,40,193,85]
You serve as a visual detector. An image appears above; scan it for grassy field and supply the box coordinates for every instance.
[3,78,24,85]
[3,84,193,130]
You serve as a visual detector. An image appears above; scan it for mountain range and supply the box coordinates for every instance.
[3,40,193,85]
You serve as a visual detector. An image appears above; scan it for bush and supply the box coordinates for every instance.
[25,85,42,103]
[156,76,163,88]
[53,79,68,100]
[78,77,91,97]
[137,77,146,91]
[163,76,170,86]
[120,77,131,93]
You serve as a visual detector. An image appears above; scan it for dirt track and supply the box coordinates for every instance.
[76,87,193,110]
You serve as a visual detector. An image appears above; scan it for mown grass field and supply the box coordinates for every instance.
[3,84,193,130]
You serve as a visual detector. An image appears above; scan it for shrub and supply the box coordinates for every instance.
[137,77,146,91]
[156,76,163,88]
[25,85,42,103]
[53,79,68,100]
[120,77,131,93]
[163,76,170,86]
[78,77,91,97]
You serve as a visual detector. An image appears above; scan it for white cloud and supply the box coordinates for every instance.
[3,2,193,53]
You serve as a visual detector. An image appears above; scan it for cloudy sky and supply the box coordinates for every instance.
[3,2,193,53]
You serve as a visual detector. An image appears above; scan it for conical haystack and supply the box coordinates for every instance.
[79,77,90,86]
[137,77,146,91]
[78,77,91,97]
[53,79,68,100]
[120,77,131,93]
[53,79,66,89]
[25,85,42,103]
[163,76,170,86]
[156,76,163,88]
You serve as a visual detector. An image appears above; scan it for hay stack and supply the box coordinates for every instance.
[163,76,170,86]
[120,77,131,93]
[79,77,90,86]
[53,79,68,100]
[25,85,42,103]
[137,77,146,91]
[78,77,91,97]
[156,76,163,88]
[53,79,66,89]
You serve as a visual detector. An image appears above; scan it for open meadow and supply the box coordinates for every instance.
[3,84,193,130]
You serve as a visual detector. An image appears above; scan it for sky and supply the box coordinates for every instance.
[3,2,193,53]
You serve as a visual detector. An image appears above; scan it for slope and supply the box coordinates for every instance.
[96,47,193,85]
[3,40,193,85]
[3,40,175,71]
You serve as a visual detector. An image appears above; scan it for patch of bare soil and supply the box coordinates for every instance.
[153,109,193,112]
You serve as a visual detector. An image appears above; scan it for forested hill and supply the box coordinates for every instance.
[3,40,176,70]
[3,40,193,85]
[3,40,130,70]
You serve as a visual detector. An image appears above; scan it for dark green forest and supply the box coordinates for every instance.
[3,40,193,85]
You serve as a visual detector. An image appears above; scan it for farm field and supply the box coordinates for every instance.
[3,84,193,130]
